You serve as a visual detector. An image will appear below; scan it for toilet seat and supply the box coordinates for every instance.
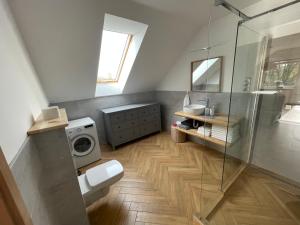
[78,160,124,206]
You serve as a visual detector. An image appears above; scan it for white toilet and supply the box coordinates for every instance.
[78,160,124,206]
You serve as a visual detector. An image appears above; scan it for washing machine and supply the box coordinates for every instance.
[65,117,101,169]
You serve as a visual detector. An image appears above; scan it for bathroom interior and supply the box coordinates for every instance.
[0,0,300,225]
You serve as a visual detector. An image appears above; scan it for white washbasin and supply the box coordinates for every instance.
[183,104,206,115]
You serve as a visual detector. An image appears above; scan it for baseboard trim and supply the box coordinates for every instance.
[250,165,300,188]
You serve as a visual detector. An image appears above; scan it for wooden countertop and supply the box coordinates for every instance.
[27,108,68,135]
[174,111,240,127]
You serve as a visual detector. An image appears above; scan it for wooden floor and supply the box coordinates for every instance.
[82,132,300,225]
[82,132,225,225]
[208,167,300,225]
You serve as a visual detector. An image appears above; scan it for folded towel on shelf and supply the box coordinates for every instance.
[212,131,239,138]
[212,134,239,141]
[197,126,212,137]
[211,124,240,143]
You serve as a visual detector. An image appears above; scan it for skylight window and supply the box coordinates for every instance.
[97,30,132,83]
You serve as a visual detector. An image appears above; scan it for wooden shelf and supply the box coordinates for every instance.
[174,111,239,127]
[27,108,68,135]
[174,127,231,147]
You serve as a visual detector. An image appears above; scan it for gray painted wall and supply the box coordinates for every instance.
[155,91,231,131]
[55,92,156,144]
[56,91,252,160]
[55,90,251,161]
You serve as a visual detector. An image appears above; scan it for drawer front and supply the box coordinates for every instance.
[112,120,139,132]
[138,107,149,117]
[138,104,160,117]
[125,109,139,120]
[112,122,129,132]
[113,131,129,145]
[113,127,139,145]
[139,113,160,124]
[139,121,161,136]
[110,112,125,123]
[106,104,161,147]
[149,104,160,114]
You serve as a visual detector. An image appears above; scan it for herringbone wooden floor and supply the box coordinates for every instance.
[82,132,225,225]
[208,167,300,225]
[82,132,300,225]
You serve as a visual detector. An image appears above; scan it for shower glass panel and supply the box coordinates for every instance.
[221,23,267,189]
[242,2,300,184]
[198,0,241,218]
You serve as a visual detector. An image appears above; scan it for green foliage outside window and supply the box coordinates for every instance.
[263,61,300,89]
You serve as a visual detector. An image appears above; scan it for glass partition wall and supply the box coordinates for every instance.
[240,2,300,184]
[197,0,243,219]
[221,24,267,190]
[222,0,300,189]
[193,0,300,222]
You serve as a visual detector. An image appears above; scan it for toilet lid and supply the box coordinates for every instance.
[85,160,124,188]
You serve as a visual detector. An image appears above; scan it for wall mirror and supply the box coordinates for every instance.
[191,57,222,92]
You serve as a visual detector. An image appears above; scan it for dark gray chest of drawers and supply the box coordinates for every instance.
[102,103,161,149]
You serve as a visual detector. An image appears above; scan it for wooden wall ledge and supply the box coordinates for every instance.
[27,108,68,135]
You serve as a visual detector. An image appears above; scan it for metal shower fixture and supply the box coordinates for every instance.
[215,0,300,24]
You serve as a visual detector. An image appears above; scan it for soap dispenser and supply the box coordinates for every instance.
[183,91,191,110]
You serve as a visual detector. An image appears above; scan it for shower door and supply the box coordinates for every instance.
[221,23,268,189]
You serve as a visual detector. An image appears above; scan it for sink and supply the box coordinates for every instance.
[183,104,206,116]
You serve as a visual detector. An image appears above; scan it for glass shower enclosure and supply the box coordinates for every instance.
[194,0,300,223]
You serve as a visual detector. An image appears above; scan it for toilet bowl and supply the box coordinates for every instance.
[78,160,124,206]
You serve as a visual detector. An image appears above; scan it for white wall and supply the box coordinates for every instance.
[0,0,48,163]
[157,14,239,92]
[8,0,201,103]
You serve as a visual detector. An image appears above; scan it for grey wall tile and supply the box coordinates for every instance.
[10,137,52,225]
[32,129,90,225]
[54,92,156,143]
[10,130,90,225]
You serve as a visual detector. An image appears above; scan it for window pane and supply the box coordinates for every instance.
[98,30,129,81]
[262,61,300,89]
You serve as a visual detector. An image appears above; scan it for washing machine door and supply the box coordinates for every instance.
[71,134,95,157]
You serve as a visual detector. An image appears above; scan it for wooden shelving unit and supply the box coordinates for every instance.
[174,111,240,147]
[174,126,230,147]
[174,111,239,127]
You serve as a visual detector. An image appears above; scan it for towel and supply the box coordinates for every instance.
[197,126,211,137]
[211,124,240,143]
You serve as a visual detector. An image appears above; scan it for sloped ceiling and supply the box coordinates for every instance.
[8,0,215,103]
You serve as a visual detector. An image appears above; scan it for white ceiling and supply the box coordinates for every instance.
[131,0,214,26]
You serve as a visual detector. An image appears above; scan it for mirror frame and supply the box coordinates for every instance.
[190,56,223,93]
